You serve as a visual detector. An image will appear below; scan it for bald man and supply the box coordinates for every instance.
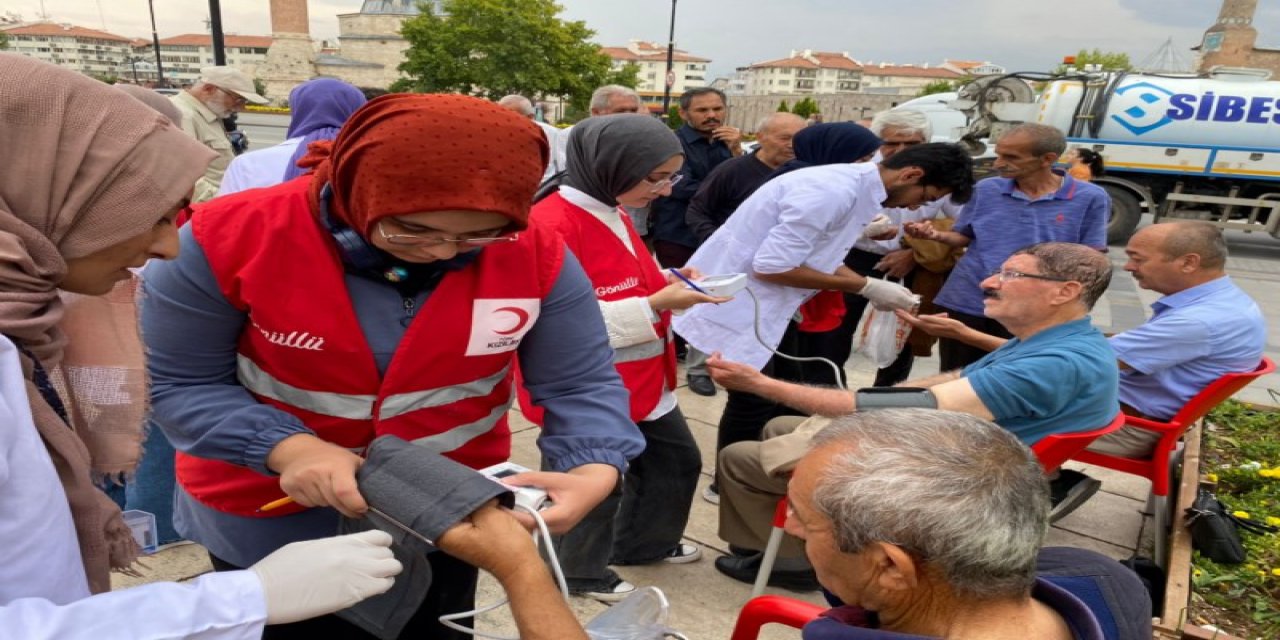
[497,94,563,181]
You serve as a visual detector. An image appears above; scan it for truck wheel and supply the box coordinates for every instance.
[1102,185,1142,245]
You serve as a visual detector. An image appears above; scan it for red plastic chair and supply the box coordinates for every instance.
[730,595,825,640]
[1071,357,1275,566]
[749,411,1126,596]
[1032,411,1125,473]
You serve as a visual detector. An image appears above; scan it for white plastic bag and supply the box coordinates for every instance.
[857,306,913,368]
[585,586,687,639]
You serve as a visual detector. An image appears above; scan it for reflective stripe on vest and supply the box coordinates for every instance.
[380,366,511,419]
[238,355,375,419]
[238,355,512,421]
[412,397,513,453]
[613,339,665,364]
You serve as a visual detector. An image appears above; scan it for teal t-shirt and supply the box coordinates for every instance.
[963,317,1119,445]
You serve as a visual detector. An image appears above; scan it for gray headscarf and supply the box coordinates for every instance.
[563,114,684,206]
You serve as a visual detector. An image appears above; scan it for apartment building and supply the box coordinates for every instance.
[600,40,712,109]
[737,50,862,95]
[1,22,133,78]
[859,62,967,95]
[136,34,274,86]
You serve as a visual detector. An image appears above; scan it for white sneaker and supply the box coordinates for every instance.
[580,578,637,603]
[702,484,720,505]
[663,543,702,564]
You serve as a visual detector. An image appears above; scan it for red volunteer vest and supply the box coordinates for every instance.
[177,179,565,517]
[518,191,676,423]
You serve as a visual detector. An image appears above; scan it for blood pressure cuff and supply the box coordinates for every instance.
[336,435,515,640]
[853,387,939,410]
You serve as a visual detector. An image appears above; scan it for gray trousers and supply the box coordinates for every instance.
[686,346,709,377]
[717,416,807,558]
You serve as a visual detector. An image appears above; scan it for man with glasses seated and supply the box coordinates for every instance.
[706,242,1118,590]
[170,66,269,201]
[910,123,1111,372]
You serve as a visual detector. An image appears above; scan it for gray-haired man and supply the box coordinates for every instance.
[784,409,1151,639]
[709,242,1120,588]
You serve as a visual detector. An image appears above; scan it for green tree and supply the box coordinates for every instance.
[665,105,681,130]
[777,99,790,112]
[396,0,638,111]
[791,97,820,120]
[253,77,268,100]
[917,80,955,97]
[1055,49,1132,74]
[0,31,8,50]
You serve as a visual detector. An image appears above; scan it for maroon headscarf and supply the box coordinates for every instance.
[301,93,550,236]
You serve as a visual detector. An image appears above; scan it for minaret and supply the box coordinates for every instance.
[259,0,316,105]
[1198,0,1260,71]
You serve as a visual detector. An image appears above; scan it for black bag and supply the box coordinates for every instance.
[1185,487,1278,564]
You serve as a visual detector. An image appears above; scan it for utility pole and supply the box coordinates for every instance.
[147,0,165,87]
[208,0,226,65]
[660,0,678,118]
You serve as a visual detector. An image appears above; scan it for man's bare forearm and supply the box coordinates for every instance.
[500,565,589,640]
[754,376,856,416]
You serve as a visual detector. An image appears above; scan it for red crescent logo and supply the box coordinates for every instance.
[493,306,531,335]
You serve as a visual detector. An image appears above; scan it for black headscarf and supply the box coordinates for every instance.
[770,122,881,180]
[562,114,684,206]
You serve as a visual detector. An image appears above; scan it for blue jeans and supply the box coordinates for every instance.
[551,406,702,592]
[124,426,183,545]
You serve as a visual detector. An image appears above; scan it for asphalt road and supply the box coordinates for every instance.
[235,111,291,150]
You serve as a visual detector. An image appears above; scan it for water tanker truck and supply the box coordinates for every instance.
[950,69,1280,243]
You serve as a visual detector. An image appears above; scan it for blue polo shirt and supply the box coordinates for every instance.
[935,173,1109,316]
[1110,276,1266,420]
[963,317,1119,445]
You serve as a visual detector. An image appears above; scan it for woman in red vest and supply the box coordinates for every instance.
[525,114,729,601]
[141,94,644,640]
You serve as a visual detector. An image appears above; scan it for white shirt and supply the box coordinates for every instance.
[217,137,304,196]
[672,163,887,369]
[536,122,566,183]
[558,186,677,421]
[0,335,268,639]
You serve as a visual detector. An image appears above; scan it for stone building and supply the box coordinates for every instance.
[310,0,444,90]
[259,0,315,101]
[1195,0,1280,77]
[727,93,904,134]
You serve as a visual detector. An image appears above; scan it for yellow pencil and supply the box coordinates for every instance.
[257,496,296,513]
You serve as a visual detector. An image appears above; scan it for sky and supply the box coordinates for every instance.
[8,1,1280,81]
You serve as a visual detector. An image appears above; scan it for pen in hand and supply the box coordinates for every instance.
[667,268,709,295]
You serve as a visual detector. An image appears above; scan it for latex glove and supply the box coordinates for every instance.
[857,278,918,311]
[250,530,402,624]
[862,214,899,241]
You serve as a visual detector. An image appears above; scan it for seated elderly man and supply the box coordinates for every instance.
[788,409,1151,640]
[709,242,1119,588]
[902,220,1267,511]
